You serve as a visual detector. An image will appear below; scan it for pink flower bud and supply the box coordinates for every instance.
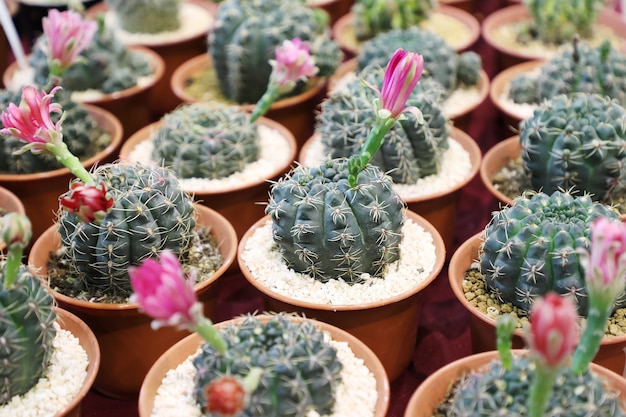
[204,376,246,416]
[42,9,97,74]
[379,48,424,119]
[59,181,113,224]
[271,38,318,89]
[0,212,32,248]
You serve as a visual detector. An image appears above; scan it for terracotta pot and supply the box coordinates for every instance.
[307,0,354,26]
[479,135,519,208]
[440,0,474,14]
[119,116,298,241]
[332,5,481,60]
[0,104,123,248]
[448,233,626,376]
[138,314,390,417]
[237,210,446,382]
[403,349,626,416]
[482,4,626,71]
[86,0,217,118]
[170,53,327,151]
[3,46,165,139]
[27,204,238,400]
[328,58,490,132]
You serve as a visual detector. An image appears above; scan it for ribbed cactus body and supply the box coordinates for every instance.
[519,93,626,203]
[351,0,437,41]
[151,104,260,179]
[58,163,196,297]
[106,0,181,34]
[0,265,56,404]
[209,0,342,104]
[193,314,342,417]
[266,159,405,283]
[318,70,449,184]
[480,191,622,316]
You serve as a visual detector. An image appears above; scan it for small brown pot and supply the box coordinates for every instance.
[479,135,519,208]
[0,104,123,247]
[403,349,626,416]
[307,0,355,26]
[448,233,626,376]
[28,204,238,400]
[439,0,474,14]
[237,210,446,382]
[138,314,390,417]
[170,53,327,150]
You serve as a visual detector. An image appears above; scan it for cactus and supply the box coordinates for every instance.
[57,162,197,298]
[151,104,260,179]
[357,28,482,99]
[105,0,181,34]
[518,93,626,203]
[317,68,450,184]
[208,0,343,105]
[479,190,622,317]
[509,40,626,106]
[193,314,343,417]
[351,0,437,41]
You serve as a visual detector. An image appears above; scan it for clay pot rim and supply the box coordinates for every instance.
[449,232,626,347]
[0,104,123,182]
[138,313,391,417]
[0,184,26,214]
[119,115,298,195]
[479,135,519,208]
[170,53,327,109]
[28,204,237,312]
[237,209,446,311]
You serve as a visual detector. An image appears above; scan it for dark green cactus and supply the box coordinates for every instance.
[357,28,482,99]
[518,93,626,203]
[351,0,437,41]
[151,104,260,179]
[317,68,449,184]
[208,0,342,104]
[193,314,343,417]
[509,40,626,106]
[266,159,405,283]
[479,191,622,317]
[57,162,197,298]
[105,0,181,34]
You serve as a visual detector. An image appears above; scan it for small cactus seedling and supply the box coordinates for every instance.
[351,0,437,41]
[105,0,181,34]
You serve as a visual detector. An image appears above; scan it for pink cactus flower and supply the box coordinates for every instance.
[204,376,247,416]
[271,38,318,90]
[0,212,32,248]
[379,48,424,119]
[529,292,579,369]
[42,9,97,75]
[60,181,113,224]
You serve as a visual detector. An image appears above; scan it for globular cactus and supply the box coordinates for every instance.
[479,190,622,317]
[105,0,181,34]
[518,93,626,203]
[151,104,260,179]
[29,18,153,94]
[266,159,405,283]
[317,68,450,184]
[357,28,482,99]
[509,40,626,106]
[58,162,197,298]
[193,314,343,417]
[209,0,343,105]
[351,0,437,41]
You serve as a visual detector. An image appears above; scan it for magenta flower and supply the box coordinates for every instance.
[271,38,318,90]
[60,181,113,224]
[378,48,424,119]
[42,9,97,76]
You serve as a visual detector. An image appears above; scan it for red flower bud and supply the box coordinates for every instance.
[59,181,113,224]
[204,376,246,416]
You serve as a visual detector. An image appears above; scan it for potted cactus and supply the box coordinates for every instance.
[0,212,100,417]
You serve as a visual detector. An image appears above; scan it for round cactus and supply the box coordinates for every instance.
[480,191,622,316]
[350,0,437,41]
[193,314,343,417]
[151,104,260,179]
[519,93,626,203]
[266,158,405,283]
[105,0,181,34]
[58,162,197,297]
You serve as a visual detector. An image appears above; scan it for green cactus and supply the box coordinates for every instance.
[57,162,197,298]
[265,158,405,283]
[29,17,153,94]
[479,190,622,317]
[0,89,112,174]
[357,27,482,99]
[518,93,626,203]
[317,68,449,184]
[151,104,260,179]
[351,0,437,41]
[509,40,626,106]
[105,0,181,34]
[208,0,343,105]
[193,314,342,417]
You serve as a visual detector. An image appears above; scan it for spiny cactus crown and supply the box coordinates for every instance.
[151,104,260,179]
[351,0,437,41]
[480,190,622,316]
[105,0,181,34]
[519,93,626,203]
[193,314,343,417]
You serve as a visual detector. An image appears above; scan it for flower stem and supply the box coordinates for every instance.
[570,305,610,374]
[249,84,280,124]
[195,316,228,355]
[49,141,93,184]
[347,117,396,187]
[2,241,23,289]
[528,364,557,417]
[496,314,516,370]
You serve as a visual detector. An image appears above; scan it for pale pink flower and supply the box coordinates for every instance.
[60,181,113,224]
[378,48,424,119]
[271,38,318,90]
